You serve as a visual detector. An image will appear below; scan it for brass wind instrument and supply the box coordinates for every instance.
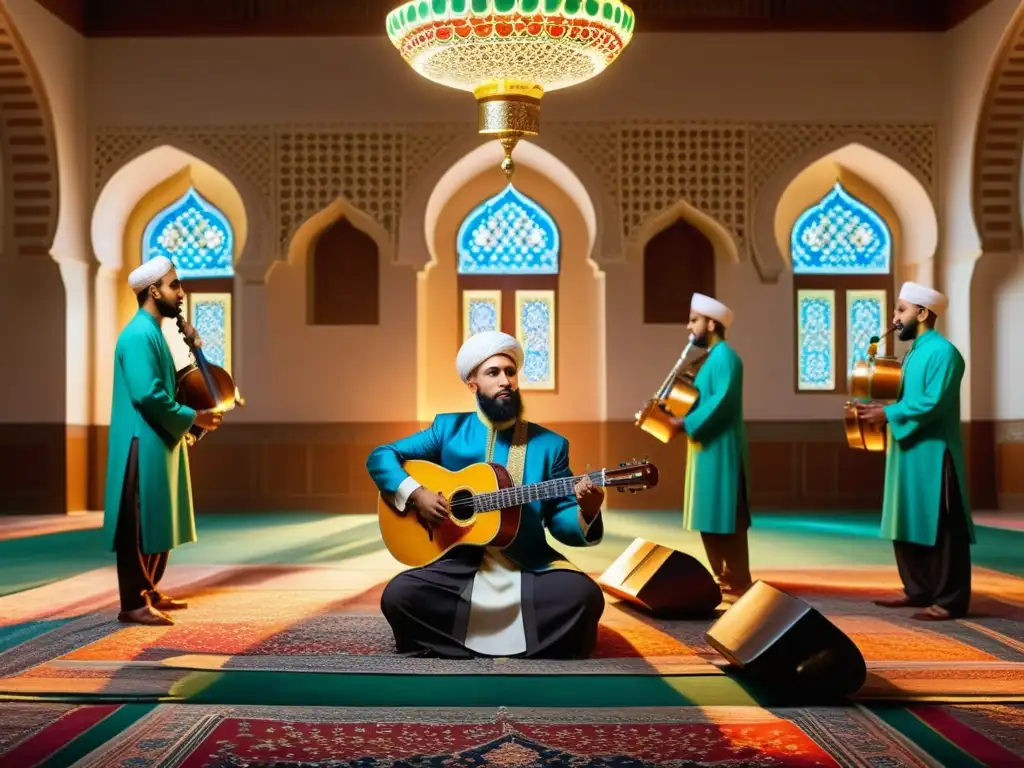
[634,337,708,444]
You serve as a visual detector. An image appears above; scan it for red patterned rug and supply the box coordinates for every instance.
[0,702,121,765]
[904,703,1024,765]
[58,704,932,768]
[2,563,1023,698]
[4,703,1022,767]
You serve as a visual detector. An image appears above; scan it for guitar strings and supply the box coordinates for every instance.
[447,470,606,513]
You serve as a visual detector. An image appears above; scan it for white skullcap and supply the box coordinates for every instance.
[128,256,174,293]
[899,281,948,316]
[456,330,524,382]
[690,293,734,327]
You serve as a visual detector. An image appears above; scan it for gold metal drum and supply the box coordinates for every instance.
[844,353,903,452]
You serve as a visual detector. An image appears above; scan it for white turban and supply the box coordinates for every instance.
[899,281,948,316]
[128,256,174,292]
[690,293,734,327]
[456,331,524,382]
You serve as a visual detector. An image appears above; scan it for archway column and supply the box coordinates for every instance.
[962,249,1022,510]
[0,255,67,513]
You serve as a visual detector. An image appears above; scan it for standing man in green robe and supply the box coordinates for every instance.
[672,293,752,598]
[103,255,222,626]
[856,282,973,621]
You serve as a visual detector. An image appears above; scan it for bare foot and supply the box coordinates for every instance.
[118,605,174,626]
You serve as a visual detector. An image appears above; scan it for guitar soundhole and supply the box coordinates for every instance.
[450,489,474,522]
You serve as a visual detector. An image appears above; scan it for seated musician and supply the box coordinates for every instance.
[366,331,606,659]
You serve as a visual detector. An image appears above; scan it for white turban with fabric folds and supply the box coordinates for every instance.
[899,281,948,316]
[128,256,174,292]
[690,292,734,327]
[456,331,524,382]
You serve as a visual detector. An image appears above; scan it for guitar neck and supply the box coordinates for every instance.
[471,470,603,512]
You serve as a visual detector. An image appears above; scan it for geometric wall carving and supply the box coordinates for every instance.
[92,120,937,264]
[972,3,1024,253]
[92,126,275,200]
[0,5,60,258]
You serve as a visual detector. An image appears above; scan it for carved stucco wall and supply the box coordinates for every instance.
[92,120,937,274]
[972,2,1024,253]
[0,3,59,257]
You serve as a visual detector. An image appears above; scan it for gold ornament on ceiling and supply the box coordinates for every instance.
[387,0,635,178]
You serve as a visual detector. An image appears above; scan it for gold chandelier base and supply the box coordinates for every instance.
[476,93,541,181]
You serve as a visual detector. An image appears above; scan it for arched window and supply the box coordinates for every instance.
[792,181,892,392]
[143,186,235,373]
[457,184,559,389]
[309,216,380,325]
[643,218,716,324]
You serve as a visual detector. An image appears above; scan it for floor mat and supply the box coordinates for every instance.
[63,704,935,768]
[2,562,1023,700]
[870,702,1024,766]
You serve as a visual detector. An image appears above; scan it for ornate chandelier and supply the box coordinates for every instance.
[387,0,635,178]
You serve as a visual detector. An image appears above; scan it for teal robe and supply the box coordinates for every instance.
[366,412,602,571]
[103,310,198,554]
[881,328,974,547]
[682,340,750,534]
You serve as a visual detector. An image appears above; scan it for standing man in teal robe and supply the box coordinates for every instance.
[672,293,752,598]
[103,255,222,626]
[856,282,973,621]
[366,331,606,659]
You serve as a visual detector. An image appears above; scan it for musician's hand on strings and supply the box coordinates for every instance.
[855,401,888,426]
[574,474,605,518]
[194,409,223,431]
[180,320,203,349]
[409,486,449,526]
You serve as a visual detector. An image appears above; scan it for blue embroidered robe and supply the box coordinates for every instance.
[366,412,602,571]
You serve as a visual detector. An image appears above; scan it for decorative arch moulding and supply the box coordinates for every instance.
[0,4,60,258]
[91,120,936,263]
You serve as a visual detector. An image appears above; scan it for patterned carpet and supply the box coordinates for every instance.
[4,702,1023,767]
[0,703,957,767]
[1,558,1023,701]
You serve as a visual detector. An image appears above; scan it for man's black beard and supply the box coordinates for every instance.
[155,295,180,319]
[477,389,522,424]
[897,317,918,342]
[691,331,710,348]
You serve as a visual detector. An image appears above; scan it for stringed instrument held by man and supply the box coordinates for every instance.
[174,313,245,446]
[378,459,659,567]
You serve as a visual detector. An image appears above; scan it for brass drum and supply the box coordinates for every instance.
[844,355,902,452]
[849,356,901,401]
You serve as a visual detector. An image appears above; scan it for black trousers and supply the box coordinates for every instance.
[699,471,752,592]
[893,451,972,617]
[380,547,605,659]
[115,439,170,612]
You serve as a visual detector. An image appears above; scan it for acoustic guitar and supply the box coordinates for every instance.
[378,459,659,567]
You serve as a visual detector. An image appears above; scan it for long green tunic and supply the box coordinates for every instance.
[103,309,198,555]
[881,328,974,547]
[682,340,750,534]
